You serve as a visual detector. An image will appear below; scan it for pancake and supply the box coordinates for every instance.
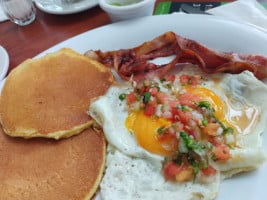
[0,126,106,200]
[0,48,114,139]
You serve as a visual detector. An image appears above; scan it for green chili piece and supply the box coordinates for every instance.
[150,84,160,91]
[188,77,192,85]
[198,101,211,109]
[119,93,126,101]
[224,127,234,135]
[143,92,151,104]
[180,132,203,152]
[166,83,172,88]
[157,126,165,135]
[177,105,190,111]
[202,117,208,126]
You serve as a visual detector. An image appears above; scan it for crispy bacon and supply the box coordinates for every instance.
[84,31,267,80]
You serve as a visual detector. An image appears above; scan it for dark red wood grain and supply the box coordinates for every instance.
[0,5,111,74]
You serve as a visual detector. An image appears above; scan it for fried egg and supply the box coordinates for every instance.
[88,81,163,162]
[100,145,220,200]
[88,65,267,200]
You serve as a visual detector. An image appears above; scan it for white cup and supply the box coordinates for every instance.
[0,0,36,26]
[55,0,77,5]
[99,0,155,22]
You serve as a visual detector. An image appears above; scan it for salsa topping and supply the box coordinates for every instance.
[120,74,235,182]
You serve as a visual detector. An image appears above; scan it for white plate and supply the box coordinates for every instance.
[1,14,267,200]
[0,46,9,81]
[35,0,99,15]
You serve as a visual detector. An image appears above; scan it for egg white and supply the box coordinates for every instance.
[209,70,267,178]
[89,82,163,162]
[89,66,267,200]
[100,144,220,200]
[165,66,267,177]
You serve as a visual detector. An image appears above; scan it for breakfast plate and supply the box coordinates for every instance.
[0,46,9,81]
[1,13,267,200]
[34,0,99,15]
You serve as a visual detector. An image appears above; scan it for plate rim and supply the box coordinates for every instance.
[1,13,267,200]
[0,46,9,81]
[33,14,267,200]
[34,0,99,15]
[36,13,267,57]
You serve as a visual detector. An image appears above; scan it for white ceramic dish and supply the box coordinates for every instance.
[1,14,267,199]
[0,46,9,81]
[34,0,98,15]
[99,0,155,22]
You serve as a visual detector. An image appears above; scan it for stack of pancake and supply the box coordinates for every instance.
[0,48,114,200]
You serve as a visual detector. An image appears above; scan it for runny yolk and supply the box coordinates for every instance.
[125,111,174,156]
[125,85,259,156]
[186,86,259,135]
[186,86,234,131]
[185,86,224,120]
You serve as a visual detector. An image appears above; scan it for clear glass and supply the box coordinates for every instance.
[1,0,36,26]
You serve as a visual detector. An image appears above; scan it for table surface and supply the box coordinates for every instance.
[0,5,111,75]
[0,0,241,76]
[2,0,265,77]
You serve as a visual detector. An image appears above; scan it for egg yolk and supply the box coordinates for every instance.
[186,86,235,130]
[125,84,259,156]
[125,111,176,156]
[185,86,224,120]
[125,87,227,156]
[186,86,259,135]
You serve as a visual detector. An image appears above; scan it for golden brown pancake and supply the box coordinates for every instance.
[0,126,106,200]
[0,48,114,139]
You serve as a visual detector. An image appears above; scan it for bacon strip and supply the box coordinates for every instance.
[84,31,267,80]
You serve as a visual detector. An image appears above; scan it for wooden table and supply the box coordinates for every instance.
[0,5,111,75]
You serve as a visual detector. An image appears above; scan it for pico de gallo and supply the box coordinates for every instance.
[119,73,235,182]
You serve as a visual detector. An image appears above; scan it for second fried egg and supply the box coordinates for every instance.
[88,66,267,199]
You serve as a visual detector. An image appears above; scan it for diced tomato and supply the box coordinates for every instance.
[126,92,136,104]
[157,132,178,154]
[207,136,218,145]
[173,122,184,133]
[179,75,190,85]
[201,165,217,176]
[187,129,196,139]
[170,108,192,124]
[176,109,192,124]
[175,166,194,182]
[202,123,220,136]
[144,104,156,116]
[156,92,179,108]
[166,74,175,82]
[148,97,158,107]
[179,92,201,108]
[212,143,230,161]
[163,162,183,180]
[149,87,159,96]
[190,76,199,86]
[135,83,148,95]
[136,86,146,95]
[179,75,199,86]
[156,92,168,103]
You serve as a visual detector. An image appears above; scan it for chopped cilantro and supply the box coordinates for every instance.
[160,78,166,83]
[177,105,190,111]
[143,92,151,104]
[201,117,208,126]
[180,132,203,152]
[197,101,211,109]
[119,93,126,101]
[157,126,165,135]
[223,127,234,135]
